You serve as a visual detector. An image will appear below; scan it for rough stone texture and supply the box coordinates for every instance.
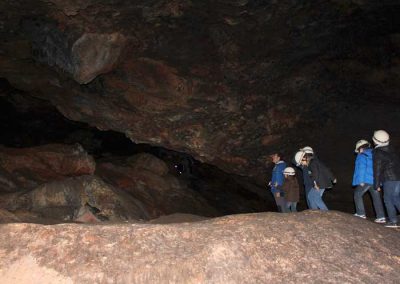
[0,175,149,222]
[0,144,95,191]
[96,154,219,218]
[0,211,399,283]
[1,0,399,180]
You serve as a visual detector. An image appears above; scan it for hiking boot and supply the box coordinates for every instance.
[384,222,399,228]
[374,217,386,223]
[353,213,366,219]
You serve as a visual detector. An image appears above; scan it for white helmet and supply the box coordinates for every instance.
[294,150,306,166]
[354,139,370,153]
[372,130,390,146]
[300,146,314,154]
[283,167,296,175]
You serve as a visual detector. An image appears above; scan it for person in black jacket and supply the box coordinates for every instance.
[294,149,336,210]
[372,130,400,228]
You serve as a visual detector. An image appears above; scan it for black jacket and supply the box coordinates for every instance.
[373,145,400,189]
[309,158,335,189]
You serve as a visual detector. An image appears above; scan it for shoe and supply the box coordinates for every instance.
[384,222,399,228]
[374,217,386,223]
[353,213,366,219]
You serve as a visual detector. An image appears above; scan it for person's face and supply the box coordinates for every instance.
[270,154,280,164]
[301,156,308,166]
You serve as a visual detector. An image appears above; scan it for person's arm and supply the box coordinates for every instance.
[373,151,381,190]
[359,154,367,186]
[352,155,360,187]
[309,161,319,188]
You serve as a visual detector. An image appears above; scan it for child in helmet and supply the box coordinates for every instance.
[282,167,300,212]
[372,130,400,228]
[352,139,386,223]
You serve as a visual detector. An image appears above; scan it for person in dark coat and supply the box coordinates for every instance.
[372,130,400,228]
[282,167,300,212]
[295,149,336,210]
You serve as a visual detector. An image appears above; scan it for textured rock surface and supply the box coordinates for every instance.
[0,211,399,283]
[1,0,399,179]
[0,144,95,191]
[96,153,219,218]
[0,175,149,222]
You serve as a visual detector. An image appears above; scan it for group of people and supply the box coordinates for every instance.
[268,129,400,229]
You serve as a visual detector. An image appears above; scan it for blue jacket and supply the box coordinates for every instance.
[352,148,374,186]
[271,161,286,193]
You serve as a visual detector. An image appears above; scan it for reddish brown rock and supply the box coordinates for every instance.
[0,175,149,222]
[0,144,95,190]
[96,154,219,218]
[71,32,126,84]
[0,208,20,223]
[1,1,399,181]
[0,211,399,283]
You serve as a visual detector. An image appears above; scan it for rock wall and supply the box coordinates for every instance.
[0,0,399,179]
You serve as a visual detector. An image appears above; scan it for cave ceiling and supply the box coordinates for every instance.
[0,0,399,177]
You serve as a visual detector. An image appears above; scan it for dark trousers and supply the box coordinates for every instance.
[383,181,400,223]
[354,183,385,218]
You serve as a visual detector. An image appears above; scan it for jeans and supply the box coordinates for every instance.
[286,202,297,212]
[383,181,400,223]
[308,188,328,210]
[354,183,385,218]
[305,187,312,208]
[273,193,287,213]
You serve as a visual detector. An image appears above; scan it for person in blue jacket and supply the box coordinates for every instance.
[352,139,386,223]
[268,152,287,212]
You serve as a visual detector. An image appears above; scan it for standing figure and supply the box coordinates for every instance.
[268,152,287,212]
[282,167,300,212]
[352,139,386,223]
[294,149,314,208]
[372,130,400,228]
[295,150,336,210]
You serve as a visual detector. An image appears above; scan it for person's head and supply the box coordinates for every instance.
[372,130,390,147]
[300,146,314,156]
[283,167,296,178]
[354,139,371,153]
[269,152,283,164]
[294,150,309,166]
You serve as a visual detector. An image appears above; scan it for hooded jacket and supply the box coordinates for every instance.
[373,145,400,189]
[352,148,374,186]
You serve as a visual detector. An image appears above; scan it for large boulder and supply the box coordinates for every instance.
[96,153,219,218]
[0,211,398,283]
[0,144,96,191]
[0,175,149,222]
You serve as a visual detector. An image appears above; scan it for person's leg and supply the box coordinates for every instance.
[279,197,288,213]
[291,202,298,212]
[392,181,400,214]
[317,188,328,211]
[273,193,282,212]
[383,182,398,223]
[307,189,318,209]
[367,185,386,219]
[354,184,368,216]
[305,187,311,208]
